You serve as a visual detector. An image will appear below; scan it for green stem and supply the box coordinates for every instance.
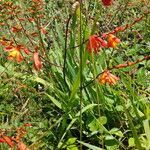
[91,53,101,117]
[79,2,83,150]
[120,96,143,150]
[63,14,72,92]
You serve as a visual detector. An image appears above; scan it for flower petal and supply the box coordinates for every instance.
[33,52,42,71]
[87,35,107,53]
[102,0,113,6]
[98,70,119,85]
[2,136,14,148]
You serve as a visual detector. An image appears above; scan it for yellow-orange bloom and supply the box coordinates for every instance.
[98,70,119,85]
[6,47,24,62]
[4,45,30,62]
[107,34,120,48]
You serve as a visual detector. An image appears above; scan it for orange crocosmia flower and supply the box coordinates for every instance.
[28,17,34,22]
[2,136,14,148]
[107,34,120,48]
[32,0,42,3]
[8,50,24,62]
[114,63,127,69]
[102,0,113,6]
[23,48,30,55]
[40,27,47,35]
[24,123,32,127]
[87,35,107,53]
[98,70,119,85]
[11,25,22,33]
[18,18,26,21]
[17,142,29,150]
[0,37,10,46]
[5,46,24,62]
[114,26,126,33]
[0,138,5,143]
[0,40,7,46]
[33,52,42,71]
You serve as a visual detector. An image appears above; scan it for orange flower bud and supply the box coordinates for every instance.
[23,48,30,55]
[24,123,32,127]
[40,27,47,35]
[11,25,22,33]
[114,63,127,69]
[33,51,42,71]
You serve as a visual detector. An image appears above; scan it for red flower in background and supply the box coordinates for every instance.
[33,51,42,70]
[87,35,107,53]
[102,0,113,6]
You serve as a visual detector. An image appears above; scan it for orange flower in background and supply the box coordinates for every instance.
[17,142,29,150]
[0,138,5,143]
[0,37,11,46]
[32,0,42,3]
[114,26,126,33]
[0,39,7,46]
[102,0,113,6]
[5,46,24,62]
[24,123,32,127]
[18,18,26,21]
[98,70,119,85]
[8,50,24,62]
[4,44,30,62]
[0,124,31,150]
[107,34,120,48]
[87,35,107,53]
[1,136,14,148]
[40,27,47,35]
[11,25,22,33]
[33,51,42,70]
[28,17,34,22]
[23,47,30,55]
